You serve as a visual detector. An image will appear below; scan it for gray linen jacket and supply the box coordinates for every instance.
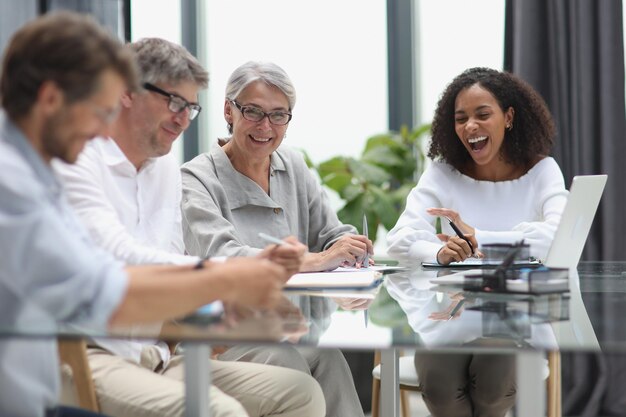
[181,142,356,258]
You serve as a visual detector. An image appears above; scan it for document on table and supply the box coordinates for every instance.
[331,265,406,272]
[422,258,542,269]
[284,270,384,291]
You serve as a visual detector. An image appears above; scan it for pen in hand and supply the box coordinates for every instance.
[447,299,465,321]
[444,216,475,256]
[361,214,370,268]
[258,232,287,246]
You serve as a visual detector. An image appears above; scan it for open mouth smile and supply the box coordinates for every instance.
[468,136,488,151]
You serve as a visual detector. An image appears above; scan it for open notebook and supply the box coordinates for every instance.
[424,174,607,270]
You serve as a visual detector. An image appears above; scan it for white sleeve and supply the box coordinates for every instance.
[474,160,568,260]
[386,166,445,262]
[54,154,198,266]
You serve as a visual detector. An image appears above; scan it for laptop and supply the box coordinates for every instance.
[544,174,607,269]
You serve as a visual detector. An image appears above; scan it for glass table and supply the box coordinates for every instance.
[2,261,625,417]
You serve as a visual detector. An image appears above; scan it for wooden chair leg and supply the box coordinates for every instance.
[400,389,410,417]
[547,350,562,417]
[371,350,381,417]
[58,338,99,412]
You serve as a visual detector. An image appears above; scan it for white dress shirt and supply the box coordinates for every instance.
[54,137,199,364]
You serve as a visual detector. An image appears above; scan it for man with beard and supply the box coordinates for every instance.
[0,13,323,417]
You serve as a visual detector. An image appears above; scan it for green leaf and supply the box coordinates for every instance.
[362,147,405,168]
[337,194,366,230]
[317,156,349,180]
[322,172,353,193]
[346,159,391,184]
[369,186,401,230]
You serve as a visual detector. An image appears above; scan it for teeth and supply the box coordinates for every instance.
[251,136,271,142]
[468,136,487,144]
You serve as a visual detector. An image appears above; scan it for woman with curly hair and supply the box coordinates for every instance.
[387,67,568,266]
[386,67,568,417]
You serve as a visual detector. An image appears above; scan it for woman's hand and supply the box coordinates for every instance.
[427,207,475,235]
[436,234,480,265]
[301,234,374,272]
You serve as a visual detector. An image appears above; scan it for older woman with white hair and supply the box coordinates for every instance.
[181,61,369,417]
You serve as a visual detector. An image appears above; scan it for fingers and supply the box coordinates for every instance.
[436,236,475,265]
[427,207,460,222]
[331,234,374,267]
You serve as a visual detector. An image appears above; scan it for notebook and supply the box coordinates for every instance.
[543,174,607,269]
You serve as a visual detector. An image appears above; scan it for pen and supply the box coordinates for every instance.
[444,216,475,256]
[447,299,465,321]
[362,214,369,268]
[362,214,369,327]
[258,232,286,246]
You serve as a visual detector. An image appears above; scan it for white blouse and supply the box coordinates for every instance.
[386,157,568,262]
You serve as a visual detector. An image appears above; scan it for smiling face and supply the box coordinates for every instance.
[41,69,125,163]
[131,80,200,160]
[454,83,514,177]
[224,80,290,164]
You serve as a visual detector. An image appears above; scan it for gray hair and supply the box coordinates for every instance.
[129,38,208,89]
[225,61,296,110]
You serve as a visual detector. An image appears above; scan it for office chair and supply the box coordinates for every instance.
[58,338,100,412]
[371,349,562,417]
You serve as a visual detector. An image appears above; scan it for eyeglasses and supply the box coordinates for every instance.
[143,83,202,120]
[90,103,121,125]
[230,100,292,126]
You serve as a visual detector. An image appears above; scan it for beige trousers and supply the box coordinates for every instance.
[83,346,325,417]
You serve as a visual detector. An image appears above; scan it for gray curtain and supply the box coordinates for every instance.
[504,1,626,415]
[504,0,626,262]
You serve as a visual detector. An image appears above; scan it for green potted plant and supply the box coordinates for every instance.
[305,124,431,243]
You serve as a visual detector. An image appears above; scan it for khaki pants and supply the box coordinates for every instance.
[80,346,325,417]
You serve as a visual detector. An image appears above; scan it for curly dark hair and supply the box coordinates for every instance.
[428,67,555,172]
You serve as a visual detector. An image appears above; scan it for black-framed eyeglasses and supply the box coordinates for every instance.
[143,83,202,121]
[230,100,292,126]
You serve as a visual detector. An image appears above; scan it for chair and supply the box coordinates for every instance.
[371,350,421,417]
[371,350,562,417]
[57,338,100,412]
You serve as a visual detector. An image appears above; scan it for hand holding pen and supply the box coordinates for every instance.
[257,233,307,278]
[427,208,480,265]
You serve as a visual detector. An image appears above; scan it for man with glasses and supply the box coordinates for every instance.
[53,38,322,417]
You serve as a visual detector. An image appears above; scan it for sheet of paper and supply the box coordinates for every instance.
[332,265,405,272]
[285,270,383,289]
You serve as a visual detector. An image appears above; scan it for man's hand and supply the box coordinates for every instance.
[257,236,306,278]
[216,258,287,309]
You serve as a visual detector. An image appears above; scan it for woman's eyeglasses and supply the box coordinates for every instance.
[230,100,292,126]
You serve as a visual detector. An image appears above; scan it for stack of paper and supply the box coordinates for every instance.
[285,270,383,290]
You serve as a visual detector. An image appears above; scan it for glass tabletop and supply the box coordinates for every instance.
[1,261,625,353]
